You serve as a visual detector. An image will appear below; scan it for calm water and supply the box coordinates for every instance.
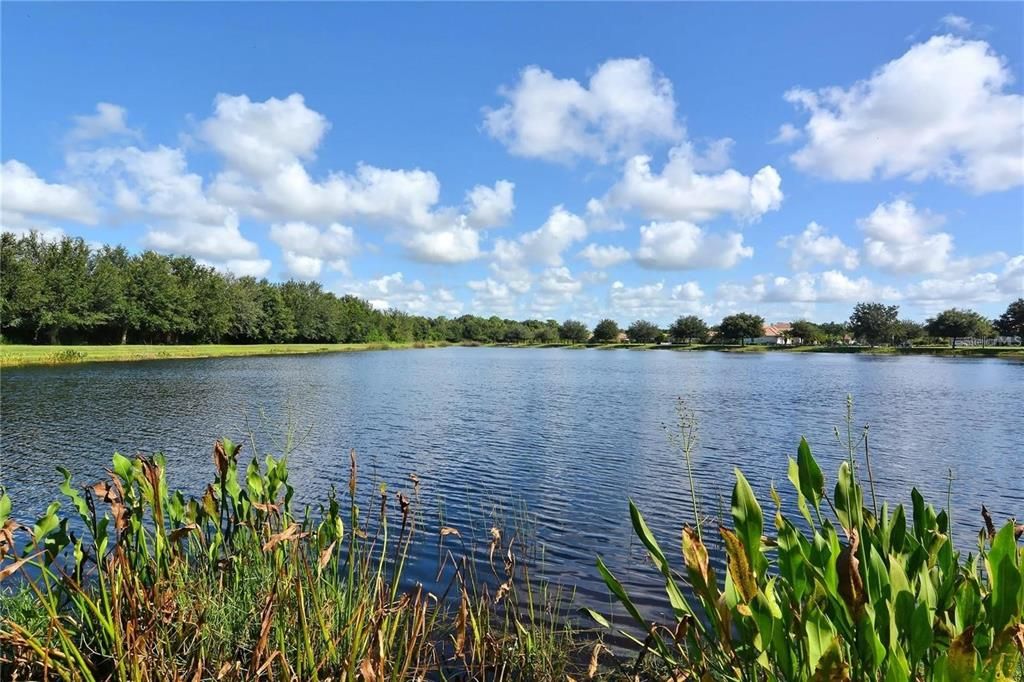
[2,348,1022,611]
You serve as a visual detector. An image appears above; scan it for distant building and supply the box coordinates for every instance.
[753,322,794,345]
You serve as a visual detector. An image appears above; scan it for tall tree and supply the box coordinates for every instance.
[849,302,899,346]
[995,299,1024,338]
[558,319,589,344]
[789,320,823,345]
[719,313,764,346]
[626,319,661,344]
[925,308,992,348]
[591,318,621,343]
[668,315,708,344]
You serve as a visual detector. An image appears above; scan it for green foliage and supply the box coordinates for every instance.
[669,315,709,344]
[789,320,824,345]
[926,308,996,348]
[591,434,1024,680]
[626,319,661,344]
[0,232,608,350]
[558,319,589,344]
[849,302,900,346]
[592,318,621,343]
[996,299,1024,338]
[719,312,765,346]
[0,443,583,680]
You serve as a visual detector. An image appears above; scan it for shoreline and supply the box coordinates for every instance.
[2,341,1022,368]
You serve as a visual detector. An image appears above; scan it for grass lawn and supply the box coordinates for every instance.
[0,342,446,368]
[3,340,1021,368]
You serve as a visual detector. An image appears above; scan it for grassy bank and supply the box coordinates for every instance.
[2,411,1022,680]
[2,340,1021,369]
[0,342,454,368]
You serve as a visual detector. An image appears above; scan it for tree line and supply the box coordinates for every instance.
[1,233,1022,347]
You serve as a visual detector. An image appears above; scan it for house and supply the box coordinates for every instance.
[753,322,795,345]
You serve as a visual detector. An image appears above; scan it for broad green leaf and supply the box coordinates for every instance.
[731,468,764,572]
[628,500,693,619]
[797,436,824,512]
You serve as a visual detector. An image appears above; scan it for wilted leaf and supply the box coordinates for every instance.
[720,526,757,602]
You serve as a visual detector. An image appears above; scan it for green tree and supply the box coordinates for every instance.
[668,315,708,344]
[718,313,765,346]
[925,308,992,348]
[558,319,589,344]
[995,299,1024,339]
[819,321,848,345]
[892,320,924,346]
[90,246,136,343]
[849,302,899,346]
[591,318,621,343]
[626,319,661,344]
[788,320,823,345]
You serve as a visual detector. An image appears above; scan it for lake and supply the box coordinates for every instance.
[2,347,1022,612]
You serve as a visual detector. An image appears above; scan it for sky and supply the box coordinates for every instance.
[2,2,1022,325]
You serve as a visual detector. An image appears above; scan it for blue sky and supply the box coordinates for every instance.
[2,2,1022,325]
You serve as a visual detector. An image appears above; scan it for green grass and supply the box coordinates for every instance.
[0,342,452,368]
[3,340,1020,369]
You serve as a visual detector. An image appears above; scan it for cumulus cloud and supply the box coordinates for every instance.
[607,280,709,321]
[904,255,1024,305]
[269,222,358,278]
[341,272,462,316]
[940,14,973,34]
[718,271,901,305]
[467,277,520,316]
[142,214,259,261]
[201,93,329,178]
[69,103,139,142]
[634,220,753,270]
[578,243,631,269]
[778,221,859,270]
[599,143,783,222]
[464,180,515,229]
[483,57,681,163]
[1,160,98,225]
[404,226,481,264]
[783,35,1024,192]
[857,200,955,274]
[511,205,588,267]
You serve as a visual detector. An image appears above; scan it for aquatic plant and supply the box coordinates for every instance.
[0,441,581,680]
[587,434,1024,680]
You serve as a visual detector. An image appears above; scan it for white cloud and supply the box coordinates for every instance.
[778,221,859,270]
[1,160,98,225]
[69,103,139,141]
[404,225,481,264]
[784,35,1024,192]
[217,258,273,278]
[940,15,973,34]
[483,57,681,163]
[601,143,783,222]
[717,271,901,306]
[514,205,588,266]
[467,277,519,316]
[857,200,954,274]
[342,272,462,316]
[904,255,1024,305]
[634,220,753,270]
[201,93,329,178]
[771,123,801,144]
[578,243,631,268]
[269,221,358,278]
[465,180,515,229]
[607,279,710,321]
[537,266,583,295]
[142,214,259,261]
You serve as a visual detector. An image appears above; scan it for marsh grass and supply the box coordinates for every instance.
[588,399,1024,681]
[0,440,588,681]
